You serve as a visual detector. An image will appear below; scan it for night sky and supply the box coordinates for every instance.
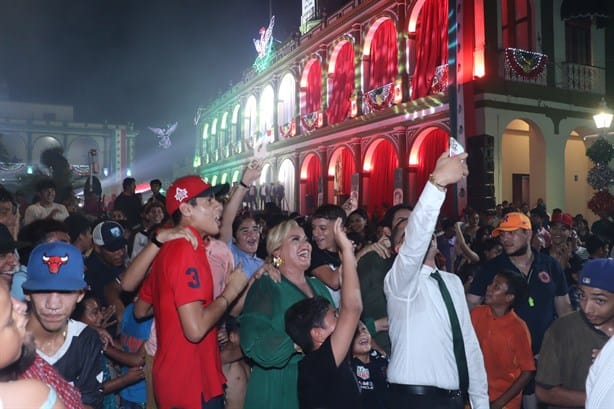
[0,0,302,179]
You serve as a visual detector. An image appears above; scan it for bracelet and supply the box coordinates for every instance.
[218,294,229,310]
[151,234,163,248]
[239,181,249,189]
[428,174,447,192]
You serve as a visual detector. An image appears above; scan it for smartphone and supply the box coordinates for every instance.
[449,137,465,157]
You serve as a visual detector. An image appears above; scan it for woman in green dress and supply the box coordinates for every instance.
[239,219,334,409]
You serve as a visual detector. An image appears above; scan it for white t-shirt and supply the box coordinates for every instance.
[586,335,614,408]
[23,202,69,225]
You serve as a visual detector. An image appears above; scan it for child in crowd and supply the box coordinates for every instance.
[350,320,388,409]
[285,218,362,409]
[118,301,153,409]
[470,270,535,409]
[219,315,250,409]
[73,294,145,409]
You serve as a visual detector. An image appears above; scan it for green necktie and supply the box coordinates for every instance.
[430,269,469,392]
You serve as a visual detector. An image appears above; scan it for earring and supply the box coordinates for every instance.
[272,255,284,269]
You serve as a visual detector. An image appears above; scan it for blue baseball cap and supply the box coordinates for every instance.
[579,258,614,293]
[22,242,87,292]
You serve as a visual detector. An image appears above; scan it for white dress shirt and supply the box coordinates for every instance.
[586,335,614,409]
[384,182,489,409]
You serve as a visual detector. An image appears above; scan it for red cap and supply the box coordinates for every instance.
[551,212,573,228]
[166,175,229,215]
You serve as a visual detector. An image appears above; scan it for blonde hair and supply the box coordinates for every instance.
[266,219,301,256]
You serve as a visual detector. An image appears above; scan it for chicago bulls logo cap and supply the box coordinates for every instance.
[22,242,87,292]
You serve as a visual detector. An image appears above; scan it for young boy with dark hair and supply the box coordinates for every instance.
[470,270,535,409]
[285,218,362,409]
[350,320,389,409]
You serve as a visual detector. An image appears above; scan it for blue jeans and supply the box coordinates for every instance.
[119,398,145,409]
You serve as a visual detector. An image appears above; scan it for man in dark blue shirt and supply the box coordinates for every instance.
[467,212,572,355]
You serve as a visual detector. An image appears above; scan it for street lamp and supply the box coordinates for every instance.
[593,98,613,137]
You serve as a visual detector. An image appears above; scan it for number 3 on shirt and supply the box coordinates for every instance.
[185,267,201,288]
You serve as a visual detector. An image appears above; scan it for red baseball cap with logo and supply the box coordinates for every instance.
[551,212,573,228]
[166,175,229,215]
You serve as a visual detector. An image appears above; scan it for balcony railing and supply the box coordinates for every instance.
[501,48,548,86]
[560,62,605,94]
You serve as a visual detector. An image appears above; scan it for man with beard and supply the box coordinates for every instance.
[467,212,572,408]
[23,241,103,408]
[534,258,613,408]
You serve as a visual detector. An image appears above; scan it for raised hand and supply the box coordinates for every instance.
[242,163,263,186]
[156,226,199,249]
[430,151,469,186]
[332,218,353,254]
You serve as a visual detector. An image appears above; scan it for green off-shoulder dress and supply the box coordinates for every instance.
[239,274,334,409]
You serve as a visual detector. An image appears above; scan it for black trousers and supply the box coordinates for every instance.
[389,384,466,409]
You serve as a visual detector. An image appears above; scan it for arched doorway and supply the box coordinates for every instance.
[501,119,545,208]
[408,127,455,216]
[278,159,296,212]
[328,147,355,207]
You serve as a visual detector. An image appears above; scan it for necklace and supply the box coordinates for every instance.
[37,327,67,356]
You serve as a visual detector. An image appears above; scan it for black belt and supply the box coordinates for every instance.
[389,383,465,399]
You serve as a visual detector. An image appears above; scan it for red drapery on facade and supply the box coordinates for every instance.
[303,61,322,114]
[368,142,396,209]
[411,0,449,99]
[340,149,353,195]
[327,42,355,125]
[416,129,453,215]
[306,156,320,197]
[368,19,398,91]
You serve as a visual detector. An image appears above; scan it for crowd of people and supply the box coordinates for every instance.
[0,150,614,409]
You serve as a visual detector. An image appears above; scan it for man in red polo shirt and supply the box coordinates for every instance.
[135,175,248,409]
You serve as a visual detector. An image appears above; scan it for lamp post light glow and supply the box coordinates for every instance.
[593,98,613,136]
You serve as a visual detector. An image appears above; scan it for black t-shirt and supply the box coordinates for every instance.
[84,252,124,306]
[308,246,341,275]
[298,337,362,409]
[113,192,142,230]
[47,320,104,408]
[351,350,389,409]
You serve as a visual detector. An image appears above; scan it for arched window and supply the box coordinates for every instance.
[327,41,355,125]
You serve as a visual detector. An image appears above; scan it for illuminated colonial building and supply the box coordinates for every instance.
[0,99,137,193]
[193,0,612,220]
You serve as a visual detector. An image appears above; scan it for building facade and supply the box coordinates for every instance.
[0,100,137,195]
[193,0,612,221]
